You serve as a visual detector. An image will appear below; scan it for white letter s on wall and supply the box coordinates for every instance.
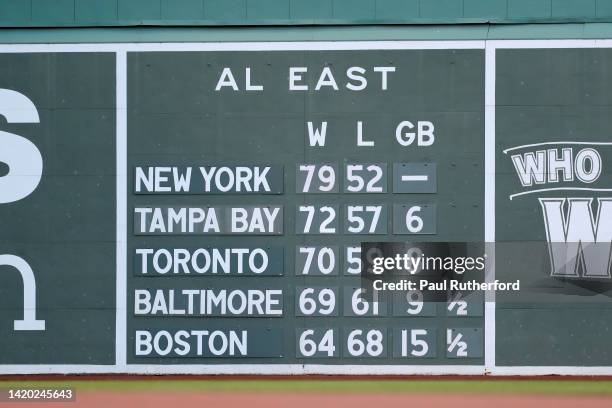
[0,89,42,204]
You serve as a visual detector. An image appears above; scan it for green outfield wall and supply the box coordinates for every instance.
[0,1,611,376]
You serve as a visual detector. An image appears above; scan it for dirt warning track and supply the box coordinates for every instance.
[5,393,612,408]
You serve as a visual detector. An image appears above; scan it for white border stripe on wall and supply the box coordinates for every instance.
[115,51,127,369]
[0,364,485,375]
[489,40,597,49]
[484,42,496,374]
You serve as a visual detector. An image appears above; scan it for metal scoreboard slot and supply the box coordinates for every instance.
[295,204,340,235]
[295,287,339,317]
[296,328,340,358]
[295,246,340,276]
[392,328,437,358]
[343,163,388,193]
[343,204,388,235]
[446,328,484,359]
[392,204,437,235]
[392,289,437,317]
[296,164,339,193]
[446,291,485,317]
[392,163,437,193]
[342,328,389,358]
[342,287,389,317]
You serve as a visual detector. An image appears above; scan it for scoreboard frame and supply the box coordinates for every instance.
[1,39,612,376]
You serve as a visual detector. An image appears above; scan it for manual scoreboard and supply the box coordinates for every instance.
[126,49,485,364]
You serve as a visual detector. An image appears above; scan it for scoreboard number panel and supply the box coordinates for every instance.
[296,328,339,358]
[296,164,339,193]
[343,328,388,358]
[446,291,484,317]
[392,163,437,194]
[343,246,363,276]
[392,328,437,358]
[342,287,388,317]
[344,163,388,193]
[392,204,437,235]
[343,204,388,234]
[295,287,339,317]
[295,205,339,235]
[446,328,483,359]
[392,290,437,317]
[295,246,339,276]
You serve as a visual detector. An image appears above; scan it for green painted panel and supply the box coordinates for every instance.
[597,0,612,17]
[0,0,31,23]
[247,0,290,20]
[76,0,118,23]
[375,0,418,20]
[553,0,596,19]
[0,52,116,364]
[289,0,332,19]
[332,0,376,20]
[161,0,204,20]
[31,0,75,24]
[118,0,161,21]
[205,0,246,21]
[508,0,552,19]
[419,0,464,20]
[497,309,612,365]
[496,48,612,365]
[464,0,507,19]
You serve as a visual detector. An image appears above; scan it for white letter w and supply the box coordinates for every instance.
[539,197,612,278]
